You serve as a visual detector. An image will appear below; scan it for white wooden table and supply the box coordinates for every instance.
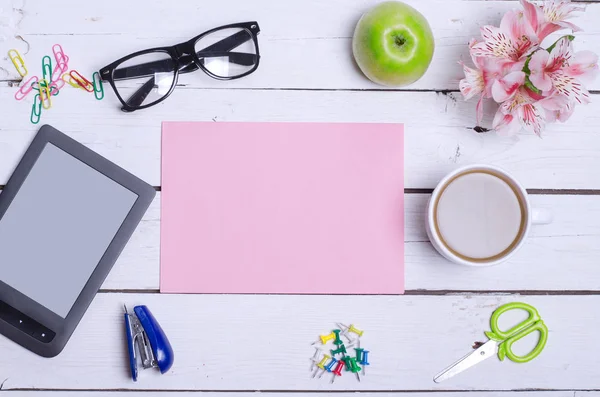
[1,0,599,395]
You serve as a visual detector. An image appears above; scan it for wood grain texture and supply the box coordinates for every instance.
[0,393,583,397]
[104,193,600,292]
[1,0,599,91]
[1,87,600,189]
[0,0,599,395]
[0,294,596,391]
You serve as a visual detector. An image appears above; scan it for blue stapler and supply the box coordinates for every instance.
[124,305,174,381]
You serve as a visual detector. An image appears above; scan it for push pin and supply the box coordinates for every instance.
[324,357,338,373]
[312,354,331,378]
[340,323,363,338]
[313,331,336,345]
[332,329,343,345]
[331,344,347,357]
[344,356,362,381]
[336,322,354,343]
[359,350,370,375]
[330,360,346,383]
[309,347,322,371]
[354,347,364,362]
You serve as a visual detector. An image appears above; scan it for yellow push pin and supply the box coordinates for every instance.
[311,353,331,378]
[337,323,364,338]
[312,331,336,345]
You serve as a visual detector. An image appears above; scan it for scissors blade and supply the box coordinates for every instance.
[434,340,499,383]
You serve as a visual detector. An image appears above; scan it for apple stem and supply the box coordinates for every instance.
[394,36,406,47]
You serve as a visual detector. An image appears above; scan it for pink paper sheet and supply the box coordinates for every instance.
[160,122,404,294]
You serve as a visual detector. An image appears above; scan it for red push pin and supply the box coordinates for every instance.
[330,359,346,383]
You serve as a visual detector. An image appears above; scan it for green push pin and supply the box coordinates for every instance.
[344,356,362,381]
[332,329,343,345]
[354,347,364,362]
[331,344,347,357]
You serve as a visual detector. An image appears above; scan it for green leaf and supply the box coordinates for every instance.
[524,76,542,95]
[546,34,575,53]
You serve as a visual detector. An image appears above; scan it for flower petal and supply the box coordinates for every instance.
[551,70,591,104]
[539,94,569,111]
[493,110,522,137]
[474,25,519,60]
[565,50,599,85]
[459,61,484,100]
[476,95,485,125]
[555,20,582,32]
[520,0,542,33]
[492,71,526,102]
[500,9,538,48]
[547,36,573,71]
[529,49,550,71]
[518,102,546,136]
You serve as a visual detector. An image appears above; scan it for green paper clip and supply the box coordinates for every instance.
[42,55,53,82]
[93,72,104,100]
[30,94,42,124]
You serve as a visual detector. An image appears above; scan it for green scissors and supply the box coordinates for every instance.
[434,302,548,383]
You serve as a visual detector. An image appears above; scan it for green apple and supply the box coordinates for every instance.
[352,1,435,87]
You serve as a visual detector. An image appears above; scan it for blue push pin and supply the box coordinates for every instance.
[359,350,370,375]
[324,357,338,374]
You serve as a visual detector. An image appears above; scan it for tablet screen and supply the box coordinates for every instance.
[0,143,138,318]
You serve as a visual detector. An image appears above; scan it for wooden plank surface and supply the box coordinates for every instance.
[1,0,599,394]
[0,393,583,397]
[104,193,600,291]
[2,0,599,91]
[1,87,600,190]
[0,294,597,391]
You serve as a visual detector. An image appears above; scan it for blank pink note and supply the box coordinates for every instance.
[160,122,404,294]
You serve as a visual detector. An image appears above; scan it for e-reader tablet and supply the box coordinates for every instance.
[0,125,155,357]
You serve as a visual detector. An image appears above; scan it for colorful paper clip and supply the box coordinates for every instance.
[8,49,27,77]
[42,56,53,82]
[30,94,42,124]
[49,83,60,96]
[51,57,69,84]
[62,72,80,89]
[15,76,39,101]
[38,79,52,109]
[52,44,68,67]
[92,72,104,100]
[69,70,94,92]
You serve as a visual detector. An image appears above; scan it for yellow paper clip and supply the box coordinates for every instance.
[8,49,27,77]
[62,72,81,89]
[38,79,52,109]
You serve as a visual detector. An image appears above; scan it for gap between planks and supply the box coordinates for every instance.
[1,388,598,393]
[95,289,600,295]
[1,186,600,195]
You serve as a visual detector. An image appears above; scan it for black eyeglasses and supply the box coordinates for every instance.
[99,22,260,112]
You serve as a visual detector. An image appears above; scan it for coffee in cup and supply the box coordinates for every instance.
[426,165,552,266]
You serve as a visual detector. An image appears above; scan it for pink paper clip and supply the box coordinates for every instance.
[15,76,39,101]
[69,70,94,92]
[52,44,68,67]
[51,56,69,84]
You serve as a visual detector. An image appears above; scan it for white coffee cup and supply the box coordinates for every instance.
[425,164,552,267]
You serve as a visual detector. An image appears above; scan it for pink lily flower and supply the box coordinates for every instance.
[521,0,585,41]
[472,9,538,66]
[492,88,546,136]
[539,94,575,123]
[528,37,596,104]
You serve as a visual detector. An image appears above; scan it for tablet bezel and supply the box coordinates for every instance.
[0,125,156,357]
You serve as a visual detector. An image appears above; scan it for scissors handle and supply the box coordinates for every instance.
[484,302,548,363]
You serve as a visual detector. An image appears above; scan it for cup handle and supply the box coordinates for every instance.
[531,207,553,225]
